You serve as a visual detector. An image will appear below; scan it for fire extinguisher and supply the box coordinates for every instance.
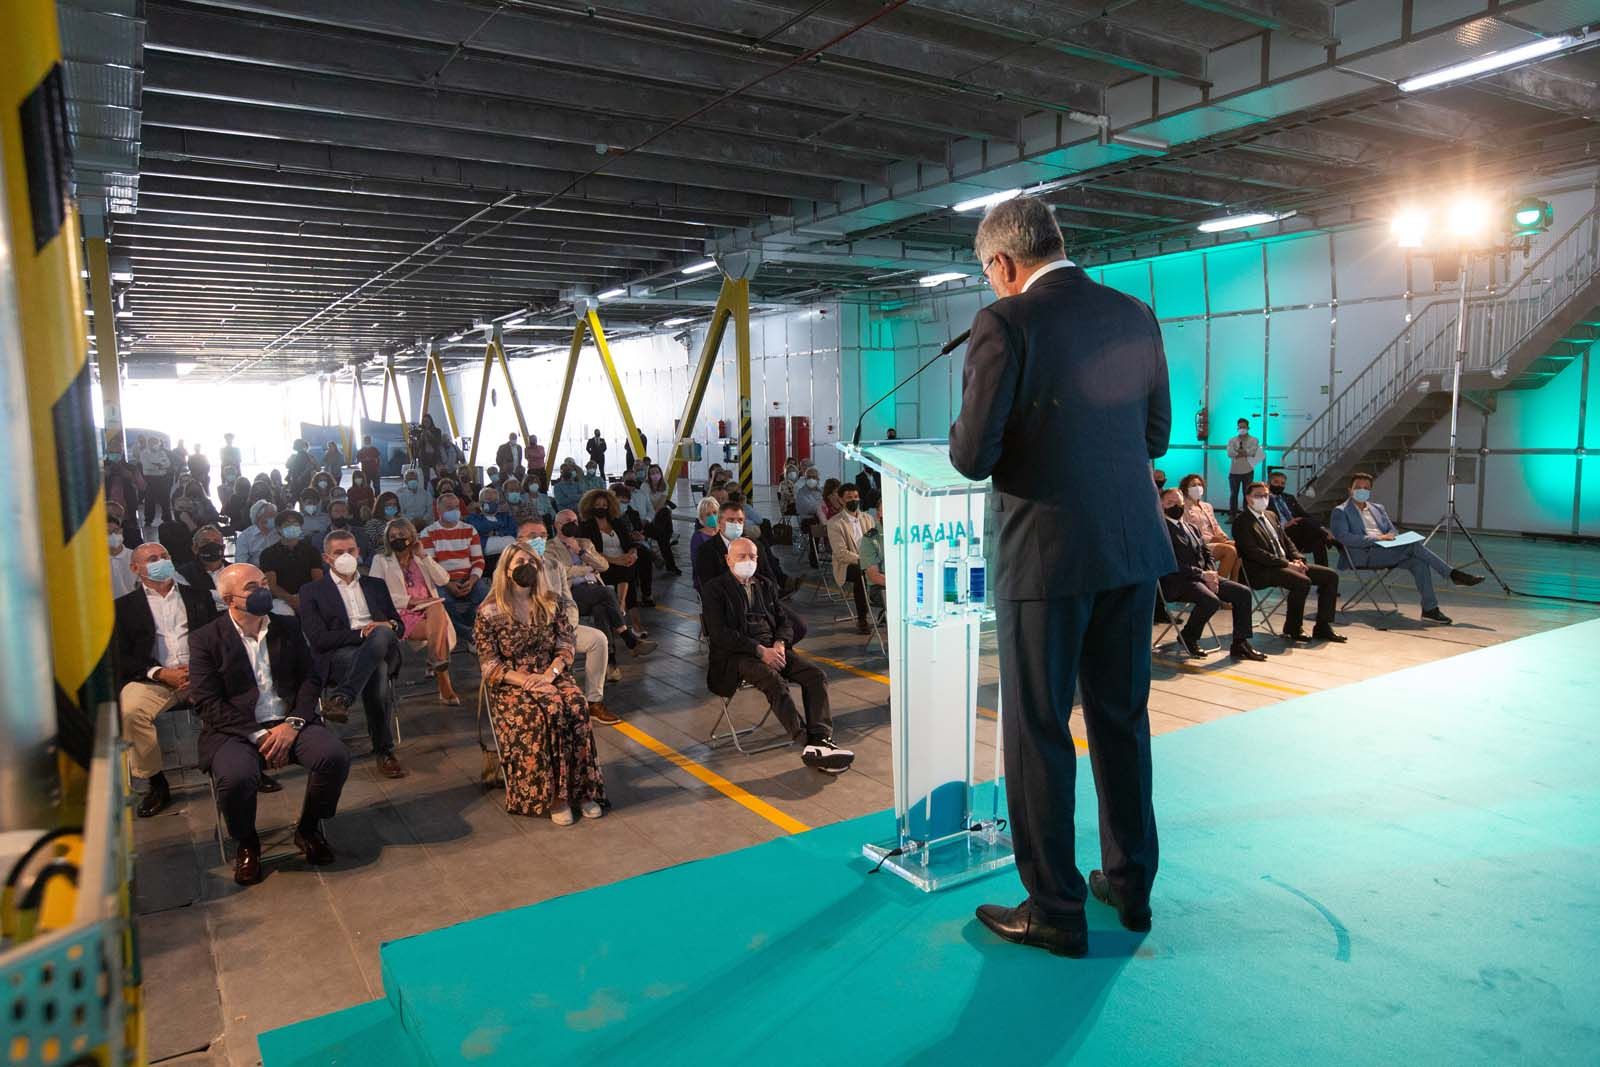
[717,419,729,438]
[1195,406,1209,441]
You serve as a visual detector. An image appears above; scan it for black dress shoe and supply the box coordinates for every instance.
[1282,629,1312,643]
[1311,625,1347,643]
[1230,640,1268,662]
[1089,870,1152,932]
[234,842,262,886]
[293,824,336,866]
[258,774,283,794]
[975,900,1087,958]
[1450,568,1485,587]
[1177,632,1211,658]
[1422,607,1454,624]
[376,752,407,779]
[136,776,172,818]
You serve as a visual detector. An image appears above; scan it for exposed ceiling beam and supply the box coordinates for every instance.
[1177,0,1334,44]
[1477,64,1600,119]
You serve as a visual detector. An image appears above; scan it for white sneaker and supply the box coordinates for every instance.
[581,800,604,820]
[550,807,576,826]
[801,738,854,774]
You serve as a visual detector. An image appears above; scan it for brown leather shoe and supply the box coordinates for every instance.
[233,842,262,886]
[376,752,407,779]
[293,824,336,866]
[587,701,621,726]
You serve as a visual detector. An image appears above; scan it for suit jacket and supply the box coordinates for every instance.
[188,612,323,769]
[693,532,783,590]
[1328,499,1404,570]
[112,582,219,690]
[1157,518,1216,601]
[176,560,221,596]
[826,509,877,585]
[701,572,794,698]
[948,265,1175,598]
[298,574,402,676]
[1231,509,1303,588]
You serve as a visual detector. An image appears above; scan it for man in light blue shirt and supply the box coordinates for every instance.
[396,468,434,526]
[1328,472,1483,624]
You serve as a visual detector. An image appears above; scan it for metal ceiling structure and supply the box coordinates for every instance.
[63,0,1600,380]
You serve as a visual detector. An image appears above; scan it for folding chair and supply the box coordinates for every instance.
[708,683,791,755]
[1250,585,1288,637]
[1152,599,1222,656]
[1335,543,1402,620]
[476,683,511,804]
[865,586,887,654]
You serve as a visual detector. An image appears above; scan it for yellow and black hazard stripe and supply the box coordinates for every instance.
[737,404,755,498]
[3,0,114,768]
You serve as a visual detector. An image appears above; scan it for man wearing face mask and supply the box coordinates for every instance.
[516,518,619,725]
[259,510,324,613]
[299,489,331,546]
[421,493,488,643]
[1157,488,1265,661]
[114,543,220,816]
[178,525,230,607]
[235,500,280,569]
[1264,470,1333,567]
[1329,472,1481,624]
[397,468,434,526]
[1226,418,1263,517]
[107,512,139,598]
[299,530,408,777]
[826,485,876,634]
[1233,481,1344,644]
[190,564,350,885]
[547,508,653,678]
[693,501,783,590]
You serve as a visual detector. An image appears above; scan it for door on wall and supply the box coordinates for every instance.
[768,415,787,484]
[790,416,811,464]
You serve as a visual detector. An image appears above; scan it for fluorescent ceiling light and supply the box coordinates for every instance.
[446,332,464,342]
[919,271,968,287]
[662,316,693,327]
[1196,211,1294,234]
[597,287,626,301]
[682,259,718,275]
[952,188,1020,213]
[1110,132,1170,153]
[1399,34,1577,92]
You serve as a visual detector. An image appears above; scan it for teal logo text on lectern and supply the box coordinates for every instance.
[891,520,970,547]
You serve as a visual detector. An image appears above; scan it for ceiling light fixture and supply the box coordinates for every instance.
[1399,33,1583,92]
[952,188,1021,213]
[1196,211,1295,234]
[918,271,968,287]
[682,259,718,275]
[662,316,693,327]
[597,287,627,301]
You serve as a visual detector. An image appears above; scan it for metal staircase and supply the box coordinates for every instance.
[1283,208,1600,511]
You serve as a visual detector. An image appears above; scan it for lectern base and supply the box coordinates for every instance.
[863,826,1014,892]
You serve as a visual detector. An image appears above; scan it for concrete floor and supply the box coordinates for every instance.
[133,532,1600,1065]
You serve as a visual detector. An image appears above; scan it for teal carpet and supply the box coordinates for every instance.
[261,619,1600,1066]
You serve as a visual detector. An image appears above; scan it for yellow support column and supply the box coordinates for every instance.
[730,279,754,498]
[547,315,587,480]
[1,0,113,771]
[84,220,124,457]
[494,333,534,463]
[465,331,498,469]
[662,262,758,496]
[585,308,648,462]
[420,346,461,441]
[382,357,414,466]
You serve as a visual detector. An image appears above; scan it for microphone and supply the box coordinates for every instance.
[851,328,971,447]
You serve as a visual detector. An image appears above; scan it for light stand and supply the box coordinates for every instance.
[1423,249,1511,594]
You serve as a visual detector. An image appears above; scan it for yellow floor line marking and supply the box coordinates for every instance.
[653,604,697,622]
[610,720,811,836]
[1214,673,1312,696]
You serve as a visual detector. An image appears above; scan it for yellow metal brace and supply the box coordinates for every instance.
[417,344,462,441]
[545,305,647,478]
[466,327,538,470]
[585,308,648,463]
[547,318,585,480]
[84,226,125,456]
[380,359,415,466]
[664,275,751,495]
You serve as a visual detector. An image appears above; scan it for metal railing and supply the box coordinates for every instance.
[1282,208,1600,484]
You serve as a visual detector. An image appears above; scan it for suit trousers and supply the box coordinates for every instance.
[210,724,351,848]
[1362,543,1451,611]
[996,584,1159,920]
[1167,578,1253,643]
[325,625,400,755]
[1284,521,1331,567]
[573,623,607,702]
[732,652,832,744]
[119,680,185,778]
[571,581,626,653]
[1262,563,1339,632]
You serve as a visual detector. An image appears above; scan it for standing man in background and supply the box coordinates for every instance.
[357,434,382,489]
[950,196,1174,959]
[140,435,175,525]
[1227,418,1263,517]
[587,429,607,477]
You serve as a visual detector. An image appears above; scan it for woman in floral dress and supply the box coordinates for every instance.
[473,543,607,825]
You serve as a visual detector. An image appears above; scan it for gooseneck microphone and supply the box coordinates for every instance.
[851,328,972,447]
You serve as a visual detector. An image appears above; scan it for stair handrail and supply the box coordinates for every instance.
[1281,206,1600,491]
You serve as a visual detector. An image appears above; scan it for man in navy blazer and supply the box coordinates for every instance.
[298,529,408,778]
[189,563,350,885]
[950,196,1175,958]
[1328,472,1482,624]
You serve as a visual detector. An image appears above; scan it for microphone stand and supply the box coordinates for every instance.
[851,329,972,447]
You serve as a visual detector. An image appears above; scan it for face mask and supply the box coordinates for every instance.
[107,453,122,463]
[1154,480,1166,491]
[730,559,758,580]
[108,532,124,551]
[388,538,411,553]
[406,480,419,490]
[705,514,718,530]
[241,587,275,615]
[1164,504,1186,520]
[1352,488,1372,503]
[525,536,546,557]
[1248,496,1269,513]
[618,498,631,508]
[441,508,461,524]
[722,520,744,539]
[145,558,176,583]
[383,504,398,517]
[197,544,225,563]
[560,522,578,538]
[332,553,359,577]
[845,500,860,513]
[303,504,318,515]
[506,492,522,503]
[593,504,608,516]
[511,563,538,589]
[332,517,350,528]
[280,524,302,541]
[1237,427,1249,436]
[316,482,330,492]
[1269,484,1285,495]
[482,501,498,513]
[805,477,818,488]
[1186,485,1204,501]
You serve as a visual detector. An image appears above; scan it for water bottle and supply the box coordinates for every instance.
[942,538,965,614]
[966,536,986,610]
[914,541,935,620]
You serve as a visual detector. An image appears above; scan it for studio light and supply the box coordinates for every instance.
[1446,196,1492,241]
[1196,211,1293,234]
[1509,196,1554,236]
[597,287,626,301]
[918,271,967,287]
[1391,208,1430,249]
[1398,34,1579,92]
[681,259,718,275]
[952,188,1021,213]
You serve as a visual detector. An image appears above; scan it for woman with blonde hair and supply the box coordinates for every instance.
[369,517,461,704]
[474,542,607,824]
[577,486,651,617]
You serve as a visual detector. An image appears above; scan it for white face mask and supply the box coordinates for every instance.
[722,521,744,540]
[730,559,758,580]
[1248,496,1269,513]
[331,553,359,577]
[1186,485,1204,501]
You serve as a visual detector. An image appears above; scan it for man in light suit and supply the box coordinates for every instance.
[825,484,876,634]
[1328,472,1482,624]
[950,195,1175,958]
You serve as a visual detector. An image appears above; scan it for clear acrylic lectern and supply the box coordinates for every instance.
[839,440,1013,891]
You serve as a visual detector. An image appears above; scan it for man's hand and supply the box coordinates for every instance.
[1201,571,1219,594]
[257,722,297,768]
[284,594,299,611]
[1378,531,1397,541]
[156,666,188,689]
[359,622,380,638]
[621,550,637,565]
[1289,560,1308,573]
[757,644,785,669]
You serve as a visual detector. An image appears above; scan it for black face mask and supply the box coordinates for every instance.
[844,500,860,513]
[560,522,578,538]
[1269,484,1285,495]
[331,517,350,528]
[511,563,537,589]
[388,538,411,553]
[1164,504,1186,520]
[197,544,225,563]
[1154,480,1166,492]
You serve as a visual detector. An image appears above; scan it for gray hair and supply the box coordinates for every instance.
[974,196,1065,267]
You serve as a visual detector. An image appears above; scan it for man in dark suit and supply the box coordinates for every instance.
[950,196,1175,958]
[693,501,787,590]
[702,538,849,773]
[1158,488,1266,662]
[298,529,407,779]
[189,563,351,886]
[1233,481,1346,645]
[1266,469,1334,566]
[114,542,219,816]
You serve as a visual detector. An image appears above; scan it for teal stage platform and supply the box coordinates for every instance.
[261,619,1600,1065]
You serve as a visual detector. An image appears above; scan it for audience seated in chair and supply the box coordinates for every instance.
[420,492,488,644]
[1328,472,1482,624]
[825,484,876,634]
[177,524,229,609]
[107,507,138,598]
[115,542,221,817]
[701,537,853,774]
[548,508,654,680]
[234,499,280,569]
[1157,488,1266,662]
[189,563,351,887]
[517,517,618,725]
[694,501,788,593]
[368,519,461,705]
[259,509,322,614]
[578,487,654,618]
[1264,470,1336,566]
[1233,482,1345,646]
[298,530,409,779]
[1177,474,1240,581]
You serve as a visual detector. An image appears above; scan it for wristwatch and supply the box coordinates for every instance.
[285,716,307,732]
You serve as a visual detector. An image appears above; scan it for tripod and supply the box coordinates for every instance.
[1423,253,1511,594]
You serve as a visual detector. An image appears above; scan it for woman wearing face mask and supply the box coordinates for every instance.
[578,488,653,617]
[369,518,460,704]
[364,492,402,559]
[346,469,375,516]
[474,543,608,825]
[235,500,280,568]
[397,467,434,525]
[1177,474,1240,580]
[642,464,680,574]
[157,496,203,568]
